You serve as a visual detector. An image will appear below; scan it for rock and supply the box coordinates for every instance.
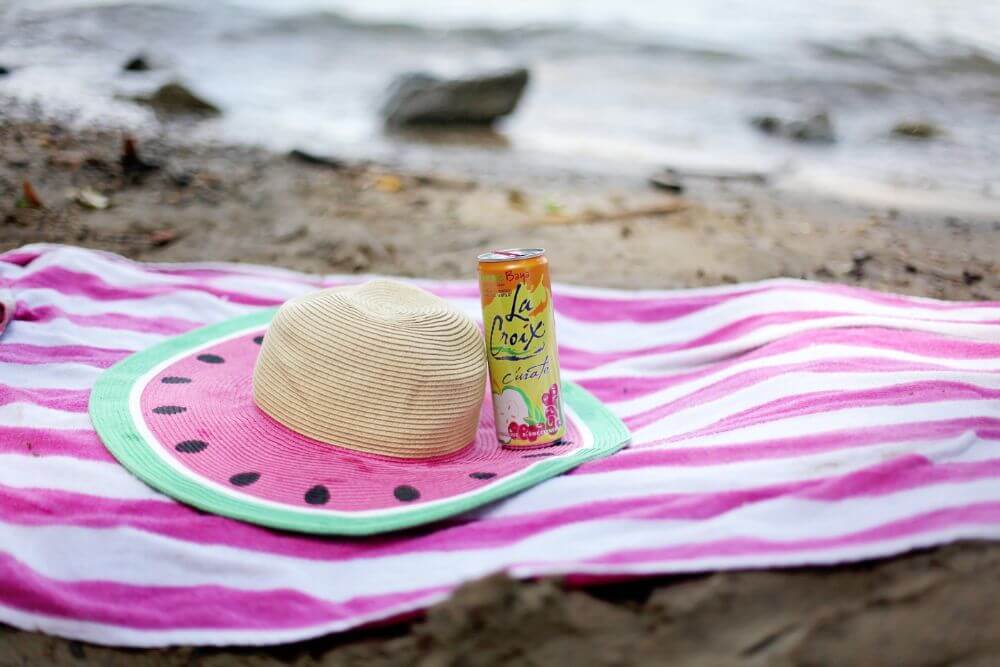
[288,149,345,169]
[648,173,685,194]
[891,121,940,140]
[751,111,836,143]
[381,67,529,126]
[786,112,835,143]
[134,81,220,116]
[123,54,151,72]
[0,66,10,76]
[74,188,110,210]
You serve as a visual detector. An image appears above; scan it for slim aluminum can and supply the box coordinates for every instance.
[477,248,565,447]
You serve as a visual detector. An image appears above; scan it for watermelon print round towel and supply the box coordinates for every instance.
[89,306,629,535]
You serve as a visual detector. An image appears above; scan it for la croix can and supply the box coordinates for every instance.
[477,248,565,447]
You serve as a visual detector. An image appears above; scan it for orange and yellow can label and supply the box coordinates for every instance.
[478,251,565,447]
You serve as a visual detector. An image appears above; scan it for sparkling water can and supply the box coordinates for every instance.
[477,248,565,447]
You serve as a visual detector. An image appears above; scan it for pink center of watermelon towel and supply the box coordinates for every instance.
[1,242,1000,648]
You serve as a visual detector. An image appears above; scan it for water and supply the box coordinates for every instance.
[2,0,1000,211]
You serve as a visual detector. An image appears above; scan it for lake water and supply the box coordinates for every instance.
[2,0,999,211]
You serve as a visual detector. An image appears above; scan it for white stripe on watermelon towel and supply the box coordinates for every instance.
[1,242,999,647]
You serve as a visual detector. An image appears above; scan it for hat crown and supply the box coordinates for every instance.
[252,280,487,458]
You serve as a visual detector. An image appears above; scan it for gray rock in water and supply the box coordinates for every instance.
[123,54,151,72]
[134,82,220,117]
[381,68,529,126]
[891,120,941,140]
[0,65,10,76]
[751,111,836,143]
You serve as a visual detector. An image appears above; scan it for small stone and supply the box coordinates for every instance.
[288,149,345,169]
[374,174,404,193]
[123,54,151,72]
[149,229,177,247]
[134,81,221,116]
[74,187,110,210]
[962,270,983,286]
[0,66,10,77]
[891,121,940,140]
[751,111,836,143]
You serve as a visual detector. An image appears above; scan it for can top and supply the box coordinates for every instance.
[477,248,545,263]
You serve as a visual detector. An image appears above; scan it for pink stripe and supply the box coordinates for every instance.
[586,501,1000,567]
[651,381,1000,445]
[0,385,89,412]
[581,417,1000,473]
[0,427,113,461]
[14,267,284,307]
[14,303,200,335]
[5,451,1000,562]
[0,550,442,631]
[0,249,43,267]
[0,343,126,367]
[578,327,1000,402]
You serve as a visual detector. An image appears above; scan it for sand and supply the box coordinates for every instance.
[1,118,999,666]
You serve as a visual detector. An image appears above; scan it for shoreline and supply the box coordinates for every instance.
[2,116,996,302]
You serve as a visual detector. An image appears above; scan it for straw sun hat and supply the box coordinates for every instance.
[91,279,628,535]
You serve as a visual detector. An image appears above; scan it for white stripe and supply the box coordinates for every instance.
[0,404,92,430]
[0,361,100,390]
[0,455,163,500]
[3,477,999,604]
[627,370,1000,443]
[603,342,1000,418]
[0,592,449,648]
[644,399,1000,449]
[482,430,991,517]
[2,319,164,351]
[14,287,257,322]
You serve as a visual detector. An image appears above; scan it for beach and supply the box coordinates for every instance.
[2,0,1000,662]
[1,115,999,665]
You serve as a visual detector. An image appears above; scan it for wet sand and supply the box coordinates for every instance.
[1,118,999,665]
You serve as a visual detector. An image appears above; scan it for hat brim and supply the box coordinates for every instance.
[90,308,630,535]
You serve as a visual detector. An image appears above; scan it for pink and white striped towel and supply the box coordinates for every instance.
[1,243,999,647]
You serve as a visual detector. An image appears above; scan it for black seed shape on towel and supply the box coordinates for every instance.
[229,472,261,486]
[469,472,496,480]
[304,485,330,505]
[161,376,192,384]
[394,485,420,502]
[175,440,208,454]
[197,354,225,364]
[152,405,186,415]
[522,452,554,458]
[253,335,264,345]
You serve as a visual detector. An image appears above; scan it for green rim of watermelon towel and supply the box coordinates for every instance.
[89,309,630,536]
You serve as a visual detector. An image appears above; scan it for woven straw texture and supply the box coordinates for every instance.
[253,280,487,458]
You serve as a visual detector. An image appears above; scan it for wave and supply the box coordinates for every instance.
[809,35,1000,77]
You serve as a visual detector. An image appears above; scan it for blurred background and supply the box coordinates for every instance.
[2,0,999,212]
